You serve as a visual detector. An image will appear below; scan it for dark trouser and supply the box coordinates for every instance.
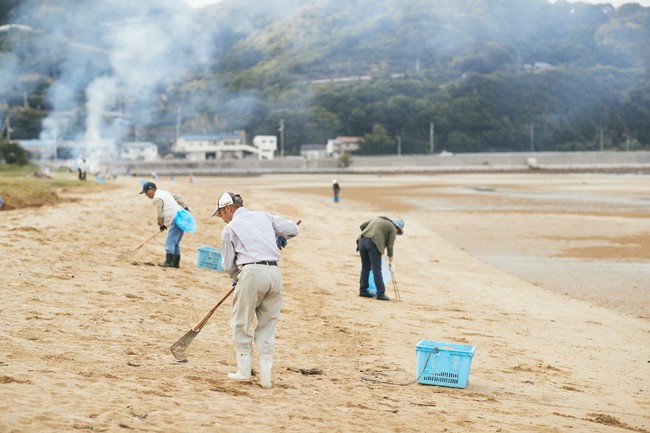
[358,236,385,296]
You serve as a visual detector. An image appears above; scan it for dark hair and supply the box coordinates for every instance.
[229,192,244,207]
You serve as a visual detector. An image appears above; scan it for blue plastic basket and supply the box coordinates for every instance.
[197,246,223,271]
[416,340,475,388]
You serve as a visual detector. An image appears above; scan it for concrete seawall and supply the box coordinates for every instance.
[119,150,650,176]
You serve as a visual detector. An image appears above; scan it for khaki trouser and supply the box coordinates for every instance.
[231,264,283,355]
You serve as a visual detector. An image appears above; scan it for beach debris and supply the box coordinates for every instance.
[287,367,323,375]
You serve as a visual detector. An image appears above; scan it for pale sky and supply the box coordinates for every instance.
[183,0,221,7]
[183,0,650,8]
[548,0,650,5]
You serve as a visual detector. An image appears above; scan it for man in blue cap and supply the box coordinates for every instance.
[140,182,188,268]
[356,216,404,300]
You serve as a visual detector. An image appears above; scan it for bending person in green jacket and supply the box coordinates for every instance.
[356,216,404,301]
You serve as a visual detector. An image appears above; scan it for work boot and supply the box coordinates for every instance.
[228,350,252,381]
[259,354,273,389]
[359,290,373,298]
[159,253,174,267]
[172,254,180,268]
[376,294,390,301]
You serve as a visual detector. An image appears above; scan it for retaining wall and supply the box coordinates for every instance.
[118,151,650,176]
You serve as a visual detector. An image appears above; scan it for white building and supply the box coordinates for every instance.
[253,135,277,160]
[326,136,362,157]
[173,133,276,161]
[120,141,159,162]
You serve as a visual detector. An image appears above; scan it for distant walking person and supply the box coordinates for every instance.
[140,182,188,268]
[332,179,341,202]
[213,191,300,388]
[356,216,404,301]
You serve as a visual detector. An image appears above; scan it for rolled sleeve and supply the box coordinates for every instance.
[172,193,187,209]
[154,198,164,226]
[272,216,299,240]
[386,231,397,257]
[220,228,239,278]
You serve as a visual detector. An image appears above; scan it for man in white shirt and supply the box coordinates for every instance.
[140,182,188,268]
[213,191,299,388]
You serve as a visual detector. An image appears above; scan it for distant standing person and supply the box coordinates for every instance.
[140,182,188,268]
[213,191,300,388]
[356,216,404,300]
[77,155,87,180]
[332,179,341,202]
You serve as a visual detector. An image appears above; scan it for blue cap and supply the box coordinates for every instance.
[393,218,404,235]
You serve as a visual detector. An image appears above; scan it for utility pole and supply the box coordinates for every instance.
[429,122,434,154]
[4,113,11,141]
[599,127,604,152]
[279,118,285,157]
[530,123,534,152]
[175,105,181,143]
[397,135,401,157]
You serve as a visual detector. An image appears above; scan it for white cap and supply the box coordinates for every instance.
[211,192,241,216]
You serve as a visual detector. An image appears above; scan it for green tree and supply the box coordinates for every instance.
[361,123,392,154]
[0,140,30,165]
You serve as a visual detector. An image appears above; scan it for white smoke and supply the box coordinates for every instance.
[85,77,116,144]
[3,0,215,167]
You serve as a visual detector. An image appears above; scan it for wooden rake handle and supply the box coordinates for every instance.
[190,219,300,331]
[192,286,235,332]
[132,229,163,251]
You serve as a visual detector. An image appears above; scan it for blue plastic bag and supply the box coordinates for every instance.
[367,258,392,296]
[175,208,197,233]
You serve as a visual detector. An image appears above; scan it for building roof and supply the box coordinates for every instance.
[335,136,363,143]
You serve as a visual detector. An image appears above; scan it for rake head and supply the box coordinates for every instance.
[170,329,200,362]
[169,286,235,362]
[390,270,401,300]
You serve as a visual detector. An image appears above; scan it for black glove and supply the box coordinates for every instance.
[184,207,189,212]
[160,225,167,231]
[276,236,288,250]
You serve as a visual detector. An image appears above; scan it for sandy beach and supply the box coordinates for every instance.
[1,172,649,432]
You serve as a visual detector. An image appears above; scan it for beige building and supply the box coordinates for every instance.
[173,133,276,161]
[326,136,362,157]
[120,141,159,162]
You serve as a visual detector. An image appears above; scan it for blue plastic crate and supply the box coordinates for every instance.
[197,246,223,271]
[416,340,475,388]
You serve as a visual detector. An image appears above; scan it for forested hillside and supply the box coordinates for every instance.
[1,0,649,155]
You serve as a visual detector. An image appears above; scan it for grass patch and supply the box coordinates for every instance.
[0,165,106,210]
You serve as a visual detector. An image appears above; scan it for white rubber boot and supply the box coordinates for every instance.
[227,350,252,381]
[259,354,273,389]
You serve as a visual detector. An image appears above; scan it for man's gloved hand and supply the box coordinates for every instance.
[232,279,238,287]
[276,236,288,250]
[388,263,395,273]
[159,225,167,231]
